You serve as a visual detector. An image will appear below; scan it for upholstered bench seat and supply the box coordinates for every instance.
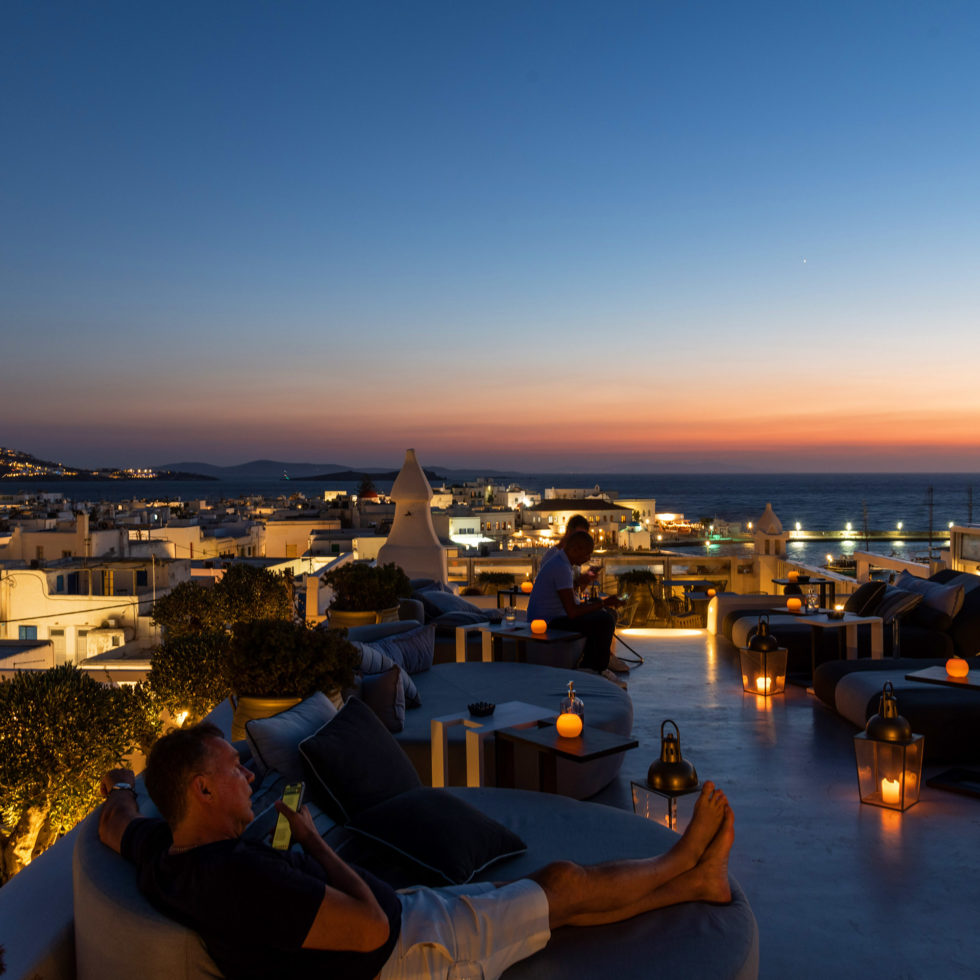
[813,658,980,762]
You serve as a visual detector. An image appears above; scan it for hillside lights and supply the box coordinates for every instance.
[853,682,923,811]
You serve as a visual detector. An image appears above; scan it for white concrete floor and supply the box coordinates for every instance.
[589,629,980,980]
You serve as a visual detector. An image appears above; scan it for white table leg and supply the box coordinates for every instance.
[466,728,490,786]
[430,717,468,787]
[871,620,883,659]
[481,630,494,662]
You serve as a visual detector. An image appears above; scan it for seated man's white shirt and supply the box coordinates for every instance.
[527,550,574,623]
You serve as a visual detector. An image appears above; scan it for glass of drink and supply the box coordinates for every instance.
[447,961,485,980]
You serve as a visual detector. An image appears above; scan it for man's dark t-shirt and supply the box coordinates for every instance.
[122,818,402,980]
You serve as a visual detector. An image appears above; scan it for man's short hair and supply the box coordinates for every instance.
[566,514,590,533]
[564,530,595,556]
[144,722,224,826]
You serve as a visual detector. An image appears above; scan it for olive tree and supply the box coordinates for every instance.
[148,632,231,727]
[152,564,295,640]
[0,665,160,883]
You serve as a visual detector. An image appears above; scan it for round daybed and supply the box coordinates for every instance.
[73,782,758,980]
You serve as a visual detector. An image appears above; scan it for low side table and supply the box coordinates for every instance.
[905,666,980,691]
[494,720,638,794]
[430,701,554,788]
[479,624,583,666]
[788,611,884,676]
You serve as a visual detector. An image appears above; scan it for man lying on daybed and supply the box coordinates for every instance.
[99,723,735,980]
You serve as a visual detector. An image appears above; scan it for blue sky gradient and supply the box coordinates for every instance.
[3,1,979,470]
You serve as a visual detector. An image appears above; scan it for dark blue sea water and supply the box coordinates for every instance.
[5,472,977,567]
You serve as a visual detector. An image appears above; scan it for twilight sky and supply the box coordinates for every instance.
[3,1,979,472]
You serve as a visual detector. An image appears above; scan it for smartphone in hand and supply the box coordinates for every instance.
[272,782,304,850]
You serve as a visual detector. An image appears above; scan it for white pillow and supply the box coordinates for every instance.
[245,691,338,781]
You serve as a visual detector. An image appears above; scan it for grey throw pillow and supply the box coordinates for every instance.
[373,623,435,674]
[352,640,421,707]
[875,588,923,625]
[895,572,965,619]
[245,691,338,781]
[844,581,887,616]
[360,665,406,733]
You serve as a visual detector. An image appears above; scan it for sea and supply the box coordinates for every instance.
[4,471,978,569]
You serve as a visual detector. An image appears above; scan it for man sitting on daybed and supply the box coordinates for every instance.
[527,530,625,677]
[99,723,735,980]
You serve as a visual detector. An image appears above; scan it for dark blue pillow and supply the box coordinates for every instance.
[844,581,887,616]
[346,788,527,885]
[299,698,421,823]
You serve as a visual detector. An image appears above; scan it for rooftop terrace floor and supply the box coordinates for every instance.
[590,629,979,980]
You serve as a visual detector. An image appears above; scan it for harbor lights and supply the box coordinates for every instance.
[896,521,903,531]
[853,682,923,811]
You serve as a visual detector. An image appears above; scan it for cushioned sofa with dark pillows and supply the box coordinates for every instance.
[408,578,506,663]
[344,617,633,800]
[720,571,980,677]
[72,692,760,980]
[810,571,980,762]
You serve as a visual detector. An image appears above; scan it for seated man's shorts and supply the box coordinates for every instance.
[380,879,550,980]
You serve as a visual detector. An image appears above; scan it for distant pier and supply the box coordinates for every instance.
[665,530,951,547]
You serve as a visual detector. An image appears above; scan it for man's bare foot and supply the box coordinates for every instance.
[670,782,727,871]
[689,805,734,904]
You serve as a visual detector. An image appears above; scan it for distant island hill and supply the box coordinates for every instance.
[0,448,442,484]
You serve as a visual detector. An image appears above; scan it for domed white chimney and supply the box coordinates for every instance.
[376,449,448,584]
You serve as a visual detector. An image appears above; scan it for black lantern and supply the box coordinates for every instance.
[853,682,924,811]
[634,720,700,829]
[739,644,788,695]
[748,614,779,652]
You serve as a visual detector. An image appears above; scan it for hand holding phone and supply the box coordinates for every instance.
[272,782,304,850]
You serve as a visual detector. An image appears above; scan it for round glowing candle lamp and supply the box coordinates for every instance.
[556,680,585,738]
[707,588,717,598]
[520,580,534,594]
[530,619,547,634]
[787,570,799,583]
[786,597,803,613]
[946,657,970,678]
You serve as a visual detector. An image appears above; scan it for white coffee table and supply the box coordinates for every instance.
[795,611,884,673]
[430,700,555,788]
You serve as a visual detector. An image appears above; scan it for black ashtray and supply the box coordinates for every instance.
[827,609,845,620]
[468,701,496,717]
[796,575,811,583]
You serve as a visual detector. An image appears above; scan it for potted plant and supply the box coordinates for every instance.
[226,619,359,740]
[323,562,411,629]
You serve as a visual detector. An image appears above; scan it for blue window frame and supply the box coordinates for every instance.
[19,626,38,640]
